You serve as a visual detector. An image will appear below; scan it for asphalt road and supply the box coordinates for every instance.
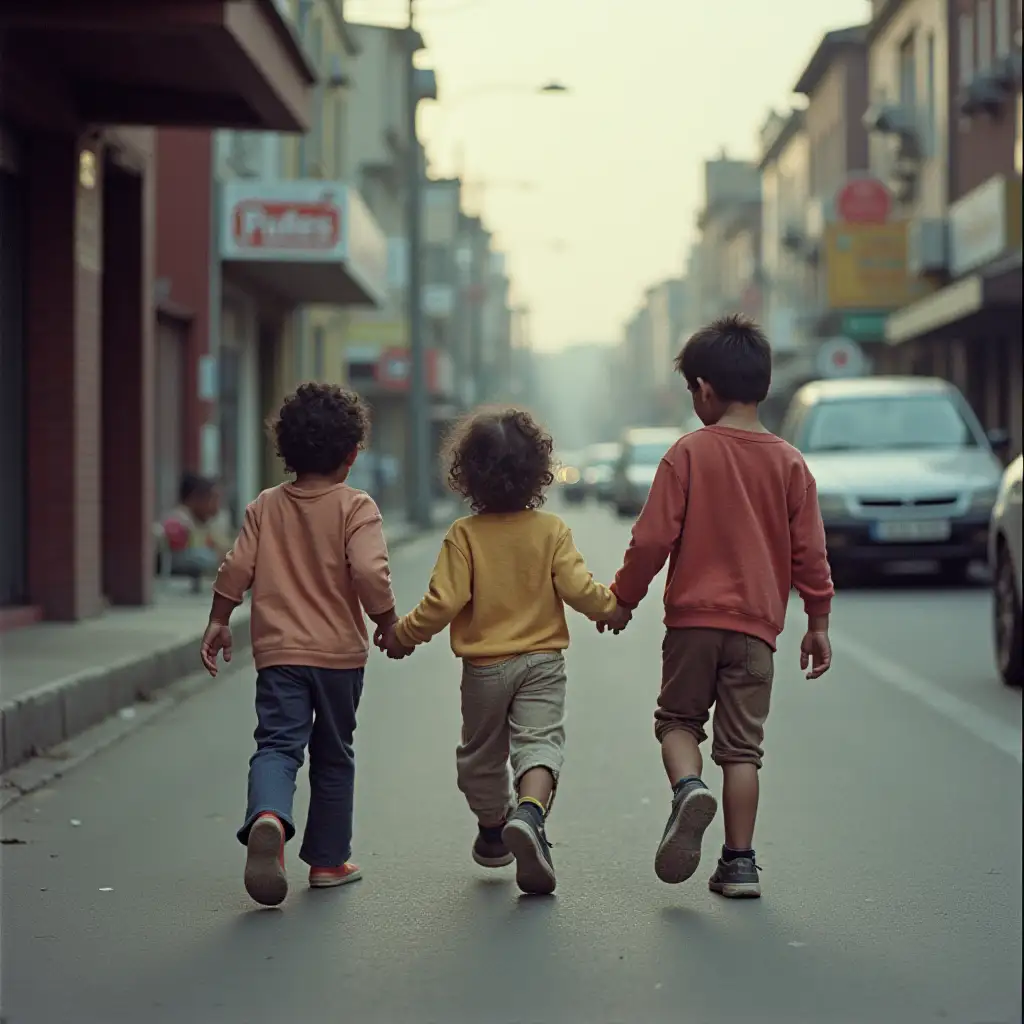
[2,501,1021,1024]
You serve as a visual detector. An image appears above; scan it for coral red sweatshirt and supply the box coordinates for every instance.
[611,426,834,650]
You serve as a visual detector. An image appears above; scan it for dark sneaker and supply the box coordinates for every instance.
[708,856,762,899]
[472,825,514,868]
[502,803,556,895]
[654,781,718,884]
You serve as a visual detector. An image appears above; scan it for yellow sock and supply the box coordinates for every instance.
[519,796,546,815]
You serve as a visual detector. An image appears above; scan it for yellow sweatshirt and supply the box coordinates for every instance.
[394,510,617,663]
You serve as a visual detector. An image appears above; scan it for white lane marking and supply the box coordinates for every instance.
[830,632,1022,765]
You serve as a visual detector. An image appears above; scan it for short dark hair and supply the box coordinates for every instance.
[179,472,215,504]
[445,407,554,514]
[675,314,772,403]
[270,382,370,476]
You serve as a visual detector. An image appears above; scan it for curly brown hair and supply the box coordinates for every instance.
[445,407,554,513]
[269,382,370,476]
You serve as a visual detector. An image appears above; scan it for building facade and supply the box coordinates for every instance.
[869,0,1022,454]
[0,0,313,625]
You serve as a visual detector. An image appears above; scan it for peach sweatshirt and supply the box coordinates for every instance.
[214,483,395,670]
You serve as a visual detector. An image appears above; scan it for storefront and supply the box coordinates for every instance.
[219,178,389,498]
[0,125,27,621]
[0,0,314,623]
[885,175,1023,457]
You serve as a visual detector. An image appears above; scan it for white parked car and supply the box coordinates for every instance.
[778,377,1007,583]
[990,454,1023,687]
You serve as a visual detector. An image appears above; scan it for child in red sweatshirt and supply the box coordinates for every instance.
[608,315,834,899]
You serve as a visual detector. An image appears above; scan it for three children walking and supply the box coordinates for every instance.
[200,314,834,907]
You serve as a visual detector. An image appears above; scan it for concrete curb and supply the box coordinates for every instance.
[0,518,441,784]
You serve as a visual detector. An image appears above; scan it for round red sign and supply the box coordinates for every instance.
[834,177,891,224]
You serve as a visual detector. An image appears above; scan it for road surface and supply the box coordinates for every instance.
[2,502,1021,1024]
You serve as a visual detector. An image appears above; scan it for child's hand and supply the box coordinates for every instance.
[597,603,632,635]
[384,628,414,660]
[200,621,232,677]
[800,630,832,679]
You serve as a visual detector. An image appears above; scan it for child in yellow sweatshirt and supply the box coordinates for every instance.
[377,408,628,895]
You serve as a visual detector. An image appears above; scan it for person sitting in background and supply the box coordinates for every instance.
[162,473,230,581]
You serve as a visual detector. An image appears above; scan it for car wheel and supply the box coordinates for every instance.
[994,543,1023,687]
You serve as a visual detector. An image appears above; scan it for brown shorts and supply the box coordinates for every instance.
[655,627,775,768]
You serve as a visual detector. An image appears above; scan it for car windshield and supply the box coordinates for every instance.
[801,395,981,453]
[631,440,676,464]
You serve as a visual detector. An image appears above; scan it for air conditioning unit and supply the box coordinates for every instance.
[959,74,1007,116]
[863,102,919,140]
[907,218,949,276]
[781,223,805,253]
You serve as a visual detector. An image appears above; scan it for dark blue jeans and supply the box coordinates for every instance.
[237,666,364,868]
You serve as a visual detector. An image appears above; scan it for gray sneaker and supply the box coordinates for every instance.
[654,781,718,884]
[502,803,556,895]
[472,826,514,868]
[708,856,762,899]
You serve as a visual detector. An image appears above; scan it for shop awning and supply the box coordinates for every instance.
[885,252,1023,345]
[220,179,389,307]
[0,0,315,131]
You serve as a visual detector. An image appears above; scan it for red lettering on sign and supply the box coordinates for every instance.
[231,199,341,250]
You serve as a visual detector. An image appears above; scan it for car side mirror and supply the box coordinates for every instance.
[987,427,1010,453]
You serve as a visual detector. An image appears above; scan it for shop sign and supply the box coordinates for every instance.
[834,176,892,225]
[824,222,932,310]
[374,347,450,396]
[947,174,1022,278]
[221,180,346,261]
[816,336,868,379]
[839,311,888,342]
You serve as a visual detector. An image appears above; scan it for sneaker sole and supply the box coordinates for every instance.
[309,868,363,889]
[244,818,287,907]
[654,788,718,884]
[502,819,556,895]
[472,848,515,868]
[709,879,761,899]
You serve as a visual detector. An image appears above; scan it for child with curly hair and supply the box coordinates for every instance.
[378,407,629,895]
[200,383,398,907]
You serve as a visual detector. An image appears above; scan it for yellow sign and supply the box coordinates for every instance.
[824,222,932,310]
[346,317,407,347]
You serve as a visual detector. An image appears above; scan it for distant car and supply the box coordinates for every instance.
[611,427,683,518]
[555,451,587,504]
[778,376,1006,582]
[582,442,622,503]
[990,454,1023,687]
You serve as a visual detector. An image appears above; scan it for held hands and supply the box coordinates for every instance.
[200,621,232,677]
[373,622,414,660]
[596,602,632,636]
[800,630,832,679]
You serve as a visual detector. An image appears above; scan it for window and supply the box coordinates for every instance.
[959,13,976,85]
[994,0,1012,56]
[898,32,917,108]
[978,0,993,71]
[800,396,981,453]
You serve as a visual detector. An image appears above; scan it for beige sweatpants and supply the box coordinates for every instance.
[456,651,567,823]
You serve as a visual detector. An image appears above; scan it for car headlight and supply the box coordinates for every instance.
[969,488,999,514]
[816,493,848,518]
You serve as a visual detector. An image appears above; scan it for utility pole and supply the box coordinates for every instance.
[405,0,432,528]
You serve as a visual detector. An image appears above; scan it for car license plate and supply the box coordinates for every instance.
[870,519,952,543]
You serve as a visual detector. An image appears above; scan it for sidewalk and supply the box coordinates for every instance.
[0,506,450,773]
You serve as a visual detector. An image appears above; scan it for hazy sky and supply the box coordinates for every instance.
[346,0,869,351]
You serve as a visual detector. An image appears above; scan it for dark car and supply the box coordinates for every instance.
[582,442,622,504]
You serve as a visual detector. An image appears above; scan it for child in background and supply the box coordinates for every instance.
[379,408,629,895]
[200,383,398,907]
[607,315,834,899]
